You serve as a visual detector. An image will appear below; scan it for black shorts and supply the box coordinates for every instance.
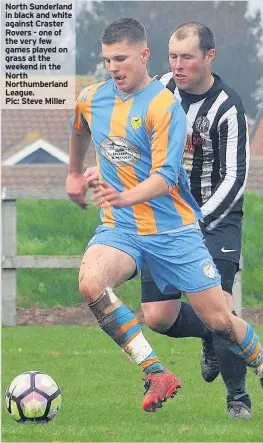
[141,218,241,303]
[201,215,242,264]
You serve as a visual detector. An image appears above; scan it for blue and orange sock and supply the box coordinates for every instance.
[229,323,263,368]
[89,289,165,374]
[102,304,164,374]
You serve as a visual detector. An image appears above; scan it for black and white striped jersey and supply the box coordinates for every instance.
[157,72,250,231]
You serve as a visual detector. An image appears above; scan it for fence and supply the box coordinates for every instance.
[1,187,242,327]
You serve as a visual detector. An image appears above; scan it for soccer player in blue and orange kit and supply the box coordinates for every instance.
[66,18,263,412]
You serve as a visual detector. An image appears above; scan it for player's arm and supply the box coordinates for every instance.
[120,100,187,206]
[92,168,170,209]
[68,132,91,174]
[84,166,100,188]
[117,174,169,206]
[201,109,250,230]
[66,99,92,209]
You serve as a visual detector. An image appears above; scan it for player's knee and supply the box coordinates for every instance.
[142,304,177,333]
[223,290,234,310]
[204,313,233,336]
[78,272,102,301]
[144,316,171,333]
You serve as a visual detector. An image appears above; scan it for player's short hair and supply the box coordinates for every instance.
[100,17,147,45]
[170,22,215,54]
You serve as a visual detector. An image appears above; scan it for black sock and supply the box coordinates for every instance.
[161,302,211,340]
[212,310,248,404]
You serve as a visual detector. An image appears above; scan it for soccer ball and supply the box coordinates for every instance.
[5,371,62,423]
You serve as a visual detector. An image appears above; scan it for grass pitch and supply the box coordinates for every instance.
[2,326,263,442]
[3,193,262,441]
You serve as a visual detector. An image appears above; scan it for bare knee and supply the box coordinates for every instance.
[223,290,234,311]
[186,287,235,339]
[142,301,181,333]
[79,272,102,301]
[143,311,171,333]
[79,260,104,302]
[78,245,136,302]
[203,312,236,342]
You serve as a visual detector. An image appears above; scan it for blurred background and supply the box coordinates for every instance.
[2,1,263,326]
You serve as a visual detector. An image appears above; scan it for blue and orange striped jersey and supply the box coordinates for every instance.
[69,78,202,235]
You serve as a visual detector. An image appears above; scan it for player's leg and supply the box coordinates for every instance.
[199,221,251,417]
[141,264,250,418]
[199,260,238,381]
[141,263,211,340]
[80,226,181,411]
[185,285,263,381]
[143,229,263,386]
[202,259,251,418]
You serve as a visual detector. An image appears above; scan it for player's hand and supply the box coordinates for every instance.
[66,172,88,210]
[92,182,127,209]
[84,166,99,188]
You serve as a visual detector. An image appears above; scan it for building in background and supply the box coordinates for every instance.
[1,79,262,193]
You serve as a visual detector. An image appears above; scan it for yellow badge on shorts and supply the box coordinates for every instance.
[131,116,142,130]
[203,263,216,279]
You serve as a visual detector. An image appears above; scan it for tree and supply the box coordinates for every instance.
[76,1,263,117]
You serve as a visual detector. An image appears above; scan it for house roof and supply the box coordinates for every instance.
[1,164,68,188]
[2,135,69,165]
[2,109,72,155]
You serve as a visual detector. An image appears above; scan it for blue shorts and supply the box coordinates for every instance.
[87,225,221,294]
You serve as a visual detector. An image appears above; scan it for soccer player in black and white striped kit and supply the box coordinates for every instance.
[141,22,252,419]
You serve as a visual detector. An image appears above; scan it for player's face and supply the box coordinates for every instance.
[102,39,150,94]
[168,34,215,94]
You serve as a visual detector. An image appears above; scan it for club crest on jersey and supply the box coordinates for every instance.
[195,116,210,133]
[131,116,142,130]
[201,261,216,279]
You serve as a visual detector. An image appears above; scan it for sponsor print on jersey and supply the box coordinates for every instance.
[185,134,195,154]
[200,138,214,203]
[183,151,194,176]
[100,136,141,166]
[192,133,204,146]
[183,133,197,176]
[185,132,214,204]
[183,128,214,204]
